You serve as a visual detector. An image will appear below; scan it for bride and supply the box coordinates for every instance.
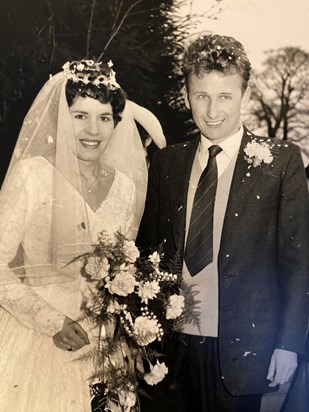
[0,59,165,411]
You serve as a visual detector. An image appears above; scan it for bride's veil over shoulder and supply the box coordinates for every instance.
[0,68,149,287]
[101,100,148,235]
[0,72,92,286]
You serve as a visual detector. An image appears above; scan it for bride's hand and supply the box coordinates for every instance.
[52,316,90,351]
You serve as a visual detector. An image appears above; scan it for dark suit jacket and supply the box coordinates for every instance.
[137,128,309,395]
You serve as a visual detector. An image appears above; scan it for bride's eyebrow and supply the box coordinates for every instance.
[71,110,113,115]
[100,111,113,116]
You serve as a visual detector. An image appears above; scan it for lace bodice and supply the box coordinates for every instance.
[0,157,136,336]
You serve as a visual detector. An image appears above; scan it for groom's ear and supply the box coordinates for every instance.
[241,86,251,109]
[184,86,191,110]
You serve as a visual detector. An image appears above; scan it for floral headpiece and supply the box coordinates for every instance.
[183,34,250,76]
[62,59,121,90]
[192,40,239,68]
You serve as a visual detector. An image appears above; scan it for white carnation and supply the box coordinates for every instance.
[107,272,137,296]
[123,240,140,263]
[166,294,185,319]
[133,316,160,346]
[244,141,273,167]
[144,361,168,385]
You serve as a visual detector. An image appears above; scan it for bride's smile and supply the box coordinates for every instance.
[79,139,101,149]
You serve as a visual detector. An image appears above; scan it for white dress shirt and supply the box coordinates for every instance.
[182,124,243,336]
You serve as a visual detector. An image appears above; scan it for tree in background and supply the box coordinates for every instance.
[244,47,309,160]
[0,0,224,182]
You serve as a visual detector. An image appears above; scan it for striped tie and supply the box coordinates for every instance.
[184,145,222,276]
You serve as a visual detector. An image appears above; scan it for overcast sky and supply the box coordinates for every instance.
[182,0,309,70]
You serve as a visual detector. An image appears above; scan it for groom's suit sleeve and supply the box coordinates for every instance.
[274,143,309,354]
[136,150,162,253]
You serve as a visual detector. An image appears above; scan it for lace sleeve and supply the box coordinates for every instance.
[0,284,65,336]
[0,160,65,336]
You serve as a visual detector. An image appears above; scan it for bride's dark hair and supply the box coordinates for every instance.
[65,60,126,125]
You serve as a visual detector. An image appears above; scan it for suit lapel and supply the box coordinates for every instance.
[168,129,262,261]
[220,128,262,262]
[169,136,199,253]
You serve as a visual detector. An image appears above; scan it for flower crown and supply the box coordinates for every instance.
[184,35,248,73]
[193,46,238,68]
[62,59,121,90]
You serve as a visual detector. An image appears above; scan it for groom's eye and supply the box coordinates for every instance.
[197,94,209,100]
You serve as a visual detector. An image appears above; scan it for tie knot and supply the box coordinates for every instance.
[208,145,222,158]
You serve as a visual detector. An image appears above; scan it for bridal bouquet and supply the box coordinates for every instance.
[75,231,198,412]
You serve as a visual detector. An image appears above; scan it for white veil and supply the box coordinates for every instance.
[102,101,153,234]
[106,99,166,233]
[0,66,160,287]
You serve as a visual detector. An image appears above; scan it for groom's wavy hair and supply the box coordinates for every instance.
[182,34,251,94]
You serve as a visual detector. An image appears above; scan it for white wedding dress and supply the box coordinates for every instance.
[0,157,136,411]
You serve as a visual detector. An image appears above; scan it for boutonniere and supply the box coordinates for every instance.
[244,139,273,167]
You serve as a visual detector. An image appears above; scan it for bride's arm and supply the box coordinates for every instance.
[0,160,65,337]
[0,283,65,336]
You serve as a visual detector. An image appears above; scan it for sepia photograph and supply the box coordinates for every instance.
[0,1,308,411]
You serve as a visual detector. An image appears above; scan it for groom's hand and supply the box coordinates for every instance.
[52,316,90,351]
[266,348,297,387]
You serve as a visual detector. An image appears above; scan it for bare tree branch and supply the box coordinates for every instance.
[97,0,143,61]
[86,0,96,58]
[45,1,56,68]
[246,47,309,142]
[110,0,124,33]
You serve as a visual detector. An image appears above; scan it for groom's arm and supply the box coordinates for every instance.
[266,143,309,386]
[275,143,309,354]
[136,150,162,254]
[267,349,298,387]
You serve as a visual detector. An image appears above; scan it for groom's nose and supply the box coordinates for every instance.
[206,100,219,118]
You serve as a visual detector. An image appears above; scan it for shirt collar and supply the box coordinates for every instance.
[200,124,244,160]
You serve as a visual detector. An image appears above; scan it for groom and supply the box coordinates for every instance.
[137,34,309,411]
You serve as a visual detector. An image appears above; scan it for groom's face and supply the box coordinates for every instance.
[185,71,251,143]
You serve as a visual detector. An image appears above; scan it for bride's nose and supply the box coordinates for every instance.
[86,117,99,135]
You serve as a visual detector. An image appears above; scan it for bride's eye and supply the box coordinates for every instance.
[100,115,112,122]
[74,113,87,120]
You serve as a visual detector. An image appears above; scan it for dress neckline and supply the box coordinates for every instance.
[86,170,118,214]
[37,156,118,214]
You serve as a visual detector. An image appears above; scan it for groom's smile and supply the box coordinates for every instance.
[205,119,225,128]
